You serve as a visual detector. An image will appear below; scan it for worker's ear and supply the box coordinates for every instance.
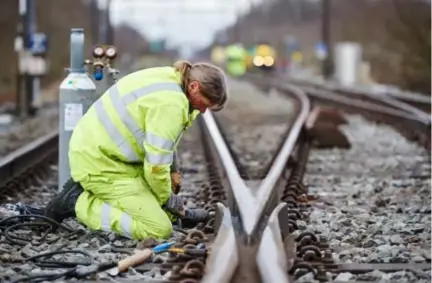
[188,81,200,95]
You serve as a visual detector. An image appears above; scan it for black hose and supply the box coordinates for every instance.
[9,250,118,282]
[0,201,118,281]
[10,269,75,283]
[4,222,53,245]
[25,249,93,268]
[0,215,82,246]
[8,248,99,282]
[0,214,74,232]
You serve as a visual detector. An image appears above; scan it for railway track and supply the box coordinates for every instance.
[246,73,431,150]
[0,75,430,283]
[0,77,301,282]
[280,75,431,113]
[0,106,59,159]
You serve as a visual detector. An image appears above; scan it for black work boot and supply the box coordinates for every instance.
[44,178,83,223]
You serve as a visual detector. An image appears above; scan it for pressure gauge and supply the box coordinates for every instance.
[93,46,105,58]
[105,46,117,59]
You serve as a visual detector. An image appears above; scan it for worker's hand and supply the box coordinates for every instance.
[170,172,182,194]
[179,208,210,228]
[183,208,210,223]
[164,193,185,216]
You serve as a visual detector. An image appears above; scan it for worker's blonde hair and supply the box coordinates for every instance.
[173,60,228,112]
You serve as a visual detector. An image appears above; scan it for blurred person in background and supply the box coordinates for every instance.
[225,43,247,77]
[44,61,228,240]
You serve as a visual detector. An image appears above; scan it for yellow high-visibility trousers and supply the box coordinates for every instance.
[75,175,173,240]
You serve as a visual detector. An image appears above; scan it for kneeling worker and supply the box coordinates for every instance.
[45,60,228,240]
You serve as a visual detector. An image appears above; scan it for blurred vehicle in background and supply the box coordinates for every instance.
[210,46,226,67]
[249,43,277,73]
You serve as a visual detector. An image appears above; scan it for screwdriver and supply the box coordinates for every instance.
[165,247,208,257]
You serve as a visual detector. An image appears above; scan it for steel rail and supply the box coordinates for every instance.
[325,84,430,124]
[256,202,295,283]
[285,75,431,104]
[253,85,310,235]
[201,87,310,236]
[296,85,427,123]
[383,90,431,103]
[201,111,256,230]
[200,86,310,283]
[0,130,58,188]
[202,203,238,283]
[245,73,416,119]
[284,76,431,123]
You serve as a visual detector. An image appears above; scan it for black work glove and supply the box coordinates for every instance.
[178,208,210,229]
[164,193,185,216]
[183,208,210,223]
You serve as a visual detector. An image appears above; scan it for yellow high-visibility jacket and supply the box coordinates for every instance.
[225,44,247,76]
[69,67,199,205]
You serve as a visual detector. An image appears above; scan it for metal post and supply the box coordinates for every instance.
[98,0,108,44]
[17,0,28,119]
[106,0,114,45]
[15,25,26,119]
[17,1,48,116]
[90,0,99,45]
[58,29,96,191]
[24,0,37,116]
[321,0,332,79]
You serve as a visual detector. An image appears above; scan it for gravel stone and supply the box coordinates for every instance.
[299,114,431,282]
[0,107,58,157]
[334,272,354,281]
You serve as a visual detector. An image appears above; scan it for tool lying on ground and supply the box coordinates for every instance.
[165,246,208,257]
[9,240,209,282]
[106,241,208,276]
[107,241,176,276]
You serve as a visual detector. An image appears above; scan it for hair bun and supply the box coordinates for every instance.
[173,60,192,74]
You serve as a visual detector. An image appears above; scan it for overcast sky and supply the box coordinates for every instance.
[103,0,264,55]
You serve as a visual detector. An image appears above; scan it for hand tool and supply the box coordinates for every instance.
[107,242,176,276]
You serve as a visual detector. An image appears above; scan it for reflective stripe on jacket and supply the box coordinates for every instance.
[69,67,199,205]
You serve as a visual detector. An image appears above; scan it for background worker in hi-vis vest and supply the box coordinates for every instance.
[45,60,229,240]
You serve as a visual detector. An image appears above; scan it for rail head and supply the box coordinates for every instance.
[253,84,310,235]
[200,80,310,283]
[201,81,310,236]
[201,203,238,283]
[256,202,296,283]
[201,111,257,233]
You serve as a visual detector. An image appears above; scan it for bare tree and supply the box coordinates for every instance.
[207,0,431,93]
